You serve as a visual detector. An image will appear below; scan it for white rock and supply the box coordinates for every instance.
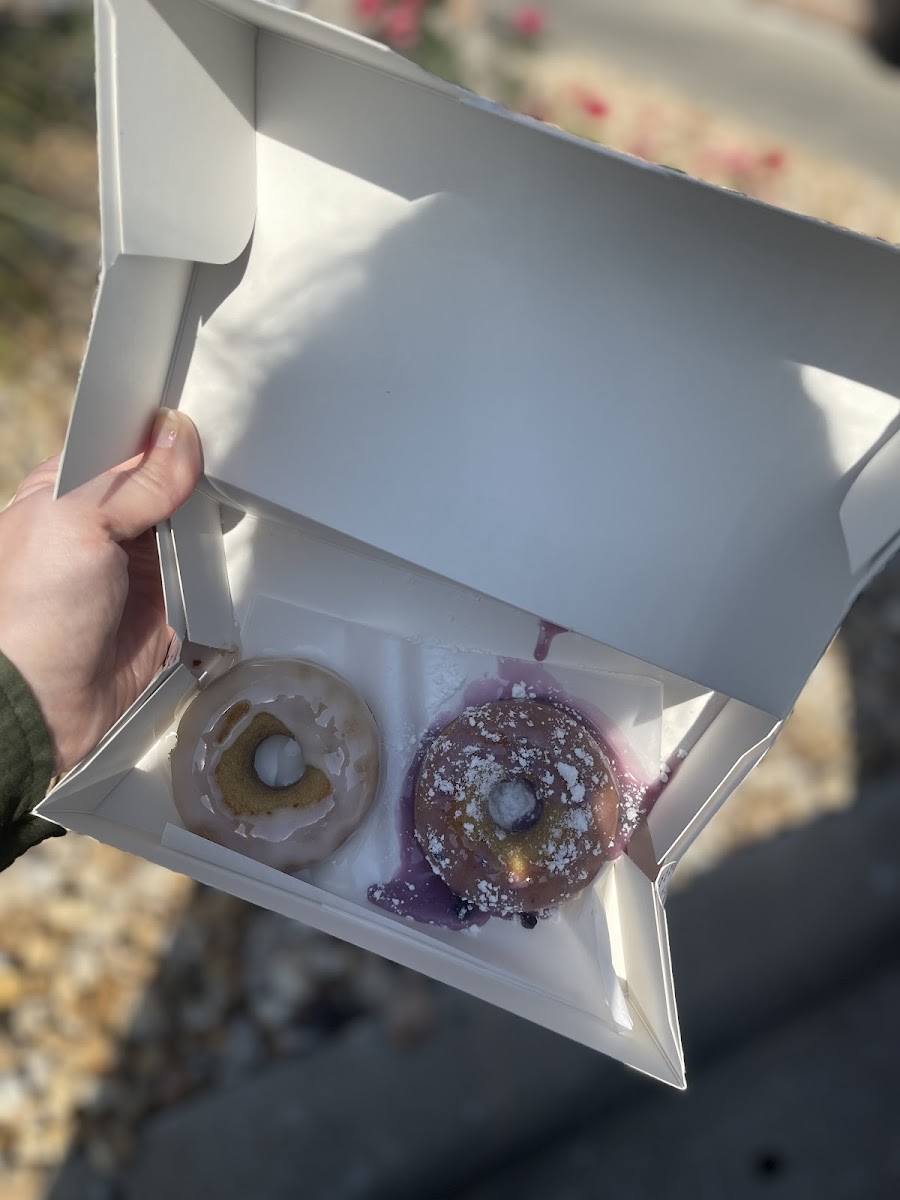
[0,1072,30,1120]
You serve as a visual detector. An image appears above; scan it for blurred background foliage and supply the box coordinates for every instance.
[0,8,93,345]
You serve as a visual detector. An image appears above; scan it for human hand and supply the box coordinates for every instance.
[0,408,202,774]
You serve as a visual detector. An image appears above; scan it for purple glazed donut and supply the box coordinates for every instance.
[415,699,620,915]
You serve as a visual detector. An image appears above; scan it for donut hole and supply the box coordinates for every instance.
[253,734,306,789]
[488,778,542,833]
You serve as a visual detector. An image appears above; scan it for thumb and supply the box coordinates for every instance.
[78,408,203,542]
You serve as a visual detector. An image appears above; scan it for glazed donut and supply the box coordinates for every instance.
[415,699,619,916]
[170,658,380,871]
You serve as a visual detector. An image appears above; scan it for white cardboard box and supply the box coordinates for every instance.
[37,0,900,1087]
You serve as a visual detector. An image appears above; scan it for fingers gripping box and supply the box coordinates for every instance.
[38,0,900,1086]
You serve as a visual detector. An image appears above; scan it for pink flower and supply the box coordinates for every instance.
[382,2,421,49]
[760,148,787,170]
[573,87,611,120]
[583,95,610,119]
[704,147,754,177]
[511,6,547,39]
[354,0,384,20]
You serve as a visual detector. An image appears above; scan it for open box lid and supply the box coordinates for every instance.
[60,0,900,723]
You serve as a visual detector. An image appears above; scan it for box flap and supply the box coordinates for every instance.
[37,663,195,818]
[169,487,240,655]
[96,0,256,266]
[646,700,779,865]
[97,0,464,269]
[56,256,192,496]
[603,856,685,1088]
[84,0,900,720]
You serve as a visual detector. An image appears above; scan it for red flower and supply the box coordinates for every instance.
[512,6,547,39]
[383,2,421,49]
[584,95,610,119]
[354,0,383,20]
[573,87,611,120]
[760,148,787,170]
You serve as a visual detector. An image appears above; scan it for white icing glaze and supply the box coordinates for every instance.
[170,659,380,872]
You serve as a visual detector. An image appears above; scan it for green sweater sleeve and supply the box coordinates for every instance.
[0,652,64,870]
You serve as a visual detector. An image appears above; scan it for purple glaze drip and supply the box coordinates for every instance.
[534,620,568,662]
[367,653,687,930]
[367,726,491,931]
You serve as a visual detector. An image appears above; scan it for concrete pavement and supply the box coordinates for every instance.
[454,966,900,1200]
[49,772,900,1199]
[489,0,900,185]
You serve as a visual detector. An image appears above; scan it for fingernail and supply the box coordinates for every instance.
[151,408,181,449]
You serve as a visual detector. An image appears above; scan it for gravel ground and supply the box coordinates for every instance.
[0,19,899,1198]
[0,843,439,1195]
